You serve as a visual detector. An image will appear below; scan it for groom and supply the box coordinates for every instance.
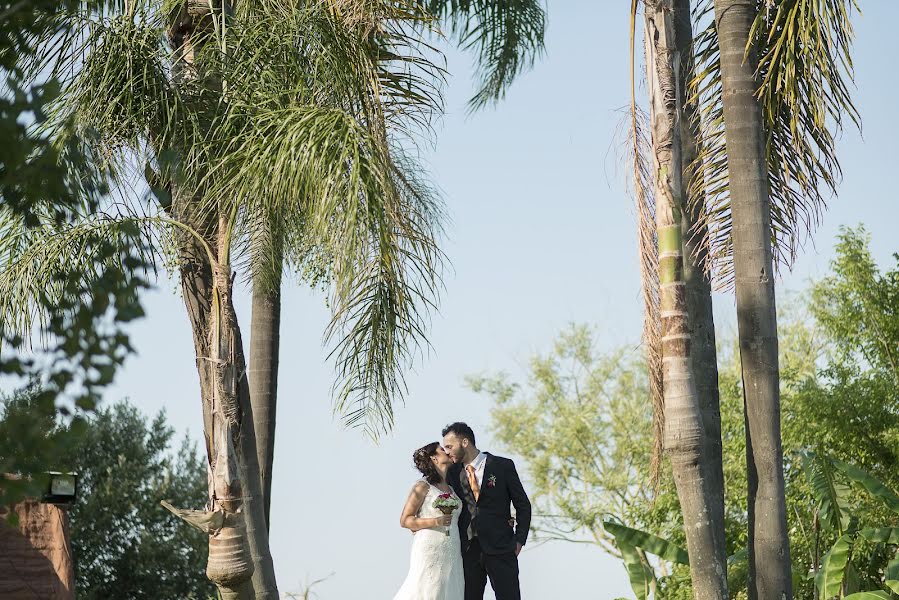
[442,422,531,600]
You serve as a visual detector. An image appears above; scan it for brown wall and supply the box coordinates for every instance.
[0,500,75,600]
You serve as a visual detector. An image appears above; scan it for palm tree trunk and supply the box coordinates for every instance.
[248,223,282,530]
[674,0,727,567]
[164,4,279,597]
[644,3,728,598]
[168,198,280,600]
[711,1,792,598]
[224,259,281,599]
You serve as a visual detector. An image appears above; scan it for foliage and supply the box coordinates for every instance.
[0,393,214,599]
[0,0,149,510]
[468,324,659,555]
[426,0,547,110]
[2,0,455,439]
[475,228,899,599]
[689,0,860,287]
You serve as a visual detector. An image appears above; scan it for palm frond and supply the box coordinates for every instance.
[0,207,162,343]
[689,0,860,289]
[222,0,444,139]
[29,0,447,437]
[201,101,443,437]
[629,0,663,488]
[46,9,191,180]
[426,0,545,111]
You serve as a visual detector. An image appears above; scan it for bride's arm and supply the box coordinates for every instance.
[399,482,451,532]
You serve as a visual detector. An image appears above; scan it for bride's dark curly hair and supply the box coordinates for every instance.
[413,442,441,484]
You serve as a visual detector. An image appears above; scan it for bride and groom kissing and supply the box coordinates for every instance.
[393,422,532,600]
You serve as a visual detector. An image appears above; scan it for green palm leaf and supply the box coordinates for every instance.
[689,0,860,288]
[178,2,447,438]
[842,593,891,600]
[36,0,448,439]
[426,0,546,110]
[0,208,161,341]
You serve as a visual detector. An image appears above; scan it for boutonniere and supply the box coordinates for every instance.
[486,474,497,488]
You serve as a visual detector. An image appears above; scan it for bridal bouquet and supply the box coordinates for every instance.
[433,493,460,536]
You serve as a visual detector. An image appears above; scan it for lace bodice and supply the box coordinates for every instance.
[417,483,460,520]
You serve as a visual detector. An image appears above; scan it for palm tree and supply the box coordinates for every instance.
[712,4,791,596]
[631,1,727,597]
[1,1,447,597]
[246,0,548,525]
[631,0,859,597]
[687,1,860,597]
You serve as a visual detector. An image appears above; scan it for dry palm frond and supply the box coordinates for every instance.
[629,0,664,489]
[689,0,860,289]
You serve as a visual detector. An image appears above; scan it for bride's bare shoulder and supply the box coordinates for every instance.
[410,479,430,494]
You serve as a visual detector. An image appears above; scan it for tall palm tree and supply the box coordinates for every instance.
[247,0,548,526]
[675,0,728,573]
[687,1,860,597]
[1,1,447,597]
[631,2,728,597]
[631,0,858,597]
[712,4,791,596]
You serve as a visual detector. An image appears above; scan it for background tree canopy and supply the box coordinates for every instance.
[0,0,149,509]
[0,394,212,600]
[472,227,899,600]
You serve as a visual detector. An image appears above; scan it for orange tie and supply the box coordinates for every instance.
[466,464,480,502]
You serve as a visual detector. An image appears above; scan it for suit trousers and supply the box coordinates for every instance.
[462,537,520,600]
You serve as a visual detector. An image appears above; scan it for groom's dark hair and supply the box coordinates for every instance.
[442,422,476,447]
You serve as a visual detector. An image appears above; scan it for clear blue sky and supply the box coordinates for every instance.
[19,2,899,598]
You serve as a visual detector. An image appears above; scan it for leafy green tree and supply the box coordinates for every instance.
[247,0,549,530]
[474,228,899,600]
[0,393,213,599]
[3,1,452,595]
[468,325,657,552]
[66,402,213,600]
[0,0,149,509]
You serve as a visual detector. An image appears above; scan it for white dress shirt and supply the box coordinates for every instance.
[466,451,487,487]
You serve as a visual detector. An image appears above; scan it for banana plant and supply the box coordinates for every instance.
[803,451,899,600]
[603,519,690,599]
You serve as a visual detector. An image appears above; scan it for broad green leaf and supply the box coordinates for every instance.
[842,593,891,600]
[831,458,899,514]
[884,548,899,594]
[858,528,899,545]
[816,534,852,600]
[603,521,690,565]
[727,547,749,592]
[845,563,862,596]
[617,541,654,600]
[728,547,747,565]
[803,450,851,533]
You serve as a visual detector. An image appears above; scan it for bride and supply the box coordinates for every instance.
[393,442,464,600]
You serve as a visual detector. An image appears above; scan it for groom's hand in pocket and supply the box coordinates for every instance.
[515,543,522,557]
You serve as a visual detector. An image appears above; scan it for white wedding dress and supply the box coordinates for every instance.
[393,482,464,600]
